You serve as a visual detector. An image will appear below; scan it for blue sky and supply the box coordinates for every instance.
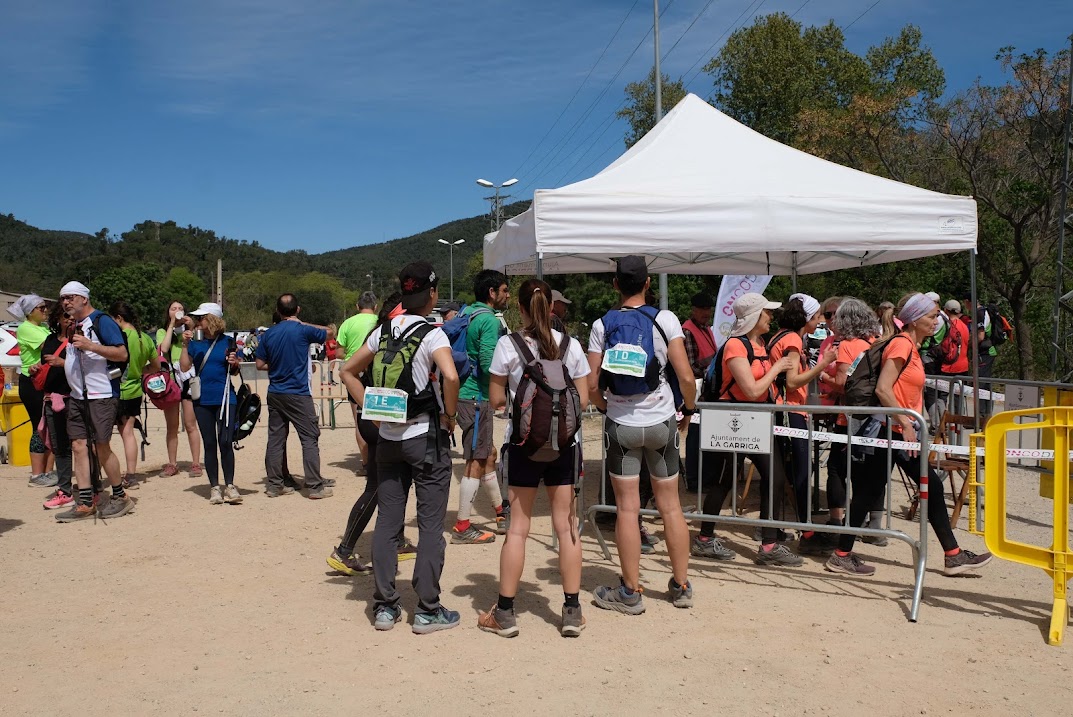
[1,0,1070,253]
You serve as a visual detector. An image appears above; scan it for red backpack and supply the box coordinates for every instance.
[142,357,181,409]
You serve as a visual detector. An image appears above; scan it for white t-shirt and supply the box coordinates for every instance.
[490,329,590,393]
[66,313,123,400]
[588,307,684,427]
[365,315,450,441]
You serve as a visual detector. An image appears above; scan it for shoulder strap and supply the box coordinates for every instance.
[558,332,572,360]
[508,332,536,364]
[718,336,755,399]
[625,305,673,350]
[765,329,793,354]
[199,337,220,374]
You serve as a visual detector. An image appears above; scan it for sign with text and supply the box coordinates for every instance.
[1005,385,1040,412]
[700,407,773,454]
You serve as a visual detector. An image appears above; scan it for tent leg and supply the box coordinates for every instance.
[659,273,668,310]
[970,249,980,430]
[536,253,543,280]
[791,252,798,293]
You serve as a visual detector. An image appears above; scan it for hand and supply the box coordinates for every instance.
[226,351,241,368]
[181,330,193,345]
[677,413,691,432]
[776,355,796,373]
[28,363,41,375]
[71,333,94,351]
[441,414,456,432]
[902,423,919,457]
[44,353,64,367]
[820,346,837,366]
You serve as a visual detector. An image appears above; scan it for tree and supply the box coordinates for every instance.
[936,46,1072,378]
[617,69,687,147]
[90,263,170,330]
[162,267,208,320]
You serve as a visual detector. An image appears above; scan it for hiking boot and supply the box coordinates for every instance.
[307,486,333,500]
[451,525,496,545]
[265,486,296,498]
[55,502,97,523]
[43,489,74,511]
[561,605,586,637]
[327,550,372,576]
[374,604,402,631]
[690,535,736,561]
[397,537,417,562]
[223,485,243,504]
[412,606,461,634]
[209,486,224,505]
[162,463,178,476]
[943,549,993,576]
[825,552,876,577]
[668,577,694,608]
[477,605,519,638]
[190,463,203,477]
[98,495,134,519]
[640,524,660,546]
[121,474,140,491]
[28,472,58,487]
[798,533,835,556]
[754,544,804,567]
[593,581,645,615]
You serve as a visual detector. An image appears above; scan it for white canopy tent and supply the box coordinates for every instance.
[484,93,977,277]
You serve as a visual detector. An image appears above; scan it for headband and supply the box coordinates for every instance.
[898,293,935,325]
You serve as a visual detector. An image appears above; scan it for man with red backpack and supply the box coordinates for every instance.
[940,300,969,376]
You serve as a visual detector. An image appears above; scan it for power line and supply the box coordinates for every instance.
[682,0,768,90]
[789,0,811,19]
[843,0,882,31]
[659,0,718,63]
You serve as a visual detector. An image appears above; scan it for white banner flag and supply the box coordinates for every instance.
[713,275,772,348]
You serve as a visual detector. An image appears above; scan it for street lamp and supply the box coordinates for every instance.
[365,273,374,292]
[438,239,465,300]
[476,177,519,232]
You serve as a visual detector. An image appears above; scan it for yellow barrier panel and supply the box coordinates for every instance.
[984,407,1073,646]
[1040,388,1073,498]
[968,432,983,536]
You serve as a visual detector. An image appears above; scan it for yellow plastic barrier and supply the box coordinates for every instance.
[983,407,1073,646]
[1041,387,1073,498]
[0,384,32,467]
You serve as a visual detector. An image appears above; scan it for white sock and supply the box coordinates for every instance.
[457,476,480,521]
[480,471,501,510]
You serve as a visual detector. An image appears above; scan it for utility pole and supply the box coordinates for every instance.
[654,0,668,311]
[477,178,520,232]
[216,259,223,306]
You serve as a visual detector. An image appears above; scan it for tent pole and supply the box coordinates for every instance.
[791,252,798,293]
[970,249,980,431]
[536,253,543,280]
[655,0,668,310]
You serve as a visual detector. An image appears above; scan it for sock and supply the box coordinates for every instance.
[835,550,850,557]
[761,543,775,552]
[479,471,501,510]
[112,484,126,500]
[564,592,580,608]
[621,584,636,596]
[78,488,93,507]
[497,594,515,611]
[802,531,815,539]
[454,519,471,533]
[945,547,961,557]
[697,534,712,542]
[457,475,480,522]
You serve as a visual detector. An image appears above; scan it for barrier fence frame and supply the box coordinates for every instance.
[580,401,933,622]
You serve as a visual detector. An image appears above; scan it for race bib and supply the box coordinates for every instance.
[602,343,648,377]
[362,387,408,423]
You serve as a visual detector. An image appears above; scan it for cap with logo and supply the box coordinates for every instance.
[399,261,439,310]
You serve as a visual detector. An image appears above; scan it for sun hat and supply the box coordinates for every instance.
[730,292,781,337]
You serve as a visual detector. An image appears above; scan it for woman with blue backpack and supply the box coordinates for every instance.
[477,278,589,638]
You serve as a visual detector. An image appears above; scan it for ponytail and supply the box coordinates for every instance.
[518,279,558,359]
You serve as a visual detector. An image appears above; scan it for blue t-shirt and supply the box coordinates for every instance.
[188,338,238,408]
[255,320,327,395]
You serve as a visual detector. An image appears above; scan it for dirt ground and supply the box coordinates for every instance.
[2,406,1072,716]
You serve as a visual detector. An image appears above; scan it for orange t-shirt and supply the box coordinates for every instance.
[835,337,872,426]
[882,334,923,430]
[768,331,807,410]
[720,336,779,404]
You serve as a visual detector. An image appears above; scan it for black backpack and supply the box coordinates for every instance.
[984,304,1011,347]
[233,381,262,444]
[843,335,913,407]
[702,336,774,403]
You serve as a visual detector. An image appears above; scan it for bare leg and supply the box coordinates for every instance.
[96,441,122,486]
[71,439,90,490]
[118,416,138,475]
[182,399,201,465]
[163,403,179,465]
[548,484,582,594]
[610,475,642,590]
[651,475,689,586]
[498,486,537,598]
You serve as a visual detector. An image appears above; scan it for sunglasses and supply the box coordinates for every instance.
[35,304,48,312]
[60,295,80,302]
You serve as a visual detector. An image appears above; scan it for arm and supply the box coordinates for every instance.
[72,333,128,363]
[430,345,460,431]
[587,352,606,412]
[786,345,836,390]
[339,345,374,407]
[179,330,194,372]
[477,316,499,376]
[667,336,696,409]
[728,354,794,402]
[255,358,269,371]
[489,373,508,412]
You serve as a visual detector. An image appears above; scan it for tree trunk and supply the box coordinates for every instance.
[1009,296,1032,380]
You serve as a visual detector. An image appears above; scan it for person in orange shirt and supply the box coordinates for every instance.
[825,293,993,577]
[691,292,799,566]
[767,294,836,555]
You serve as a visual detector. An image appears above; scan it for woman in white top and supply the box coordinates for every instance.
[478,279,590,639]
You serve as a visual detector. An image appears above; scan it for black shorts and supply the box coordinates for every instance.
[506,443,578,489]
[116,397,142,421]
[180,378,192,401]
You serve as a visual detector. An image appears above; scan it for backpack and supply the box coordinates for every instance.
[370,319,438,419]
[441,305,494,384]
[142,357,181,409]
[843,335,913,407]
[598,305,671,396]
[984,304,1012,347]
[939,317,963,366]
[507,332,582,462]
[702,335,773,403]
[233,381,262,443]
[87,310,130,379]
[764,329,795,399]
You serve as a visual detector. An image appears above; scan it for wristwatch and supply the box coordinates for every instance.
[680,406,699,416]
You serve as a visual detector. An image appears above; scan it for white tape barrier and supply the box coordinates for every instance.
[924,378,1004,402]
[771,424,1071,461]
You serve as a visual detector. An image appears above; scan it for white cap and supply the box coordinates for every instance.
[189,302,223,318]
[924,291,940,303]
[551,289,571,305]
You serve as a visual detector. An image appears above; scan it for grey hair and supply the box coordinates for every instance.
[357,291,378,310]
[833,297,879,340]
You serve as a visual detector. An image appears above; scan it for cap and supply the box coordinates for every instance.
[944,299,962,313]
[924,291,940,303]
[443,301,462,314]
[615,255,648,287]
[690,292,715,309]
[551,289,572,305]
[730,292,781,337]
[398,261,439,310]
[189,302,223,318]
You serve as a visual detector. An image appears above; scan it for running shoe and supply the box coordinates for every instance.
[667,577,694,608]
[397,537,417,562]
[374,604,402,631]
[451,525,496,545]
[121,474,140,491]
[561,605,586,637]
[190,463,203,477]
[690,534,736,561]
[162,464,178,476]
[412,606,460,634]
[477,605,519,638]
[43,489,74,511]
[307,486,333,500]
[592,581,645,616]
[223,485,243,504]
[327,550,372,576]
[265,486,296,498]
[28,472,58,487]
[640,524,661,546]
[943,549,993,576]
[754,544,804,567]
[209,486,224,505]
[55,502,96,523]
[97,495,134,520]
[318,478,337,488]
[495,510,510,535]
[824,552,876,577]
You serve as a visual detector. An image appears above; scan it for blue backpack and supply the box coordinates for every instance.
[599,306,678,398]
[441,305,494,383]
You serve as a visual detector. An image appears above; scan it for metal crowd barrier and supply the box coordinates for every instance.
[581,402,933,623]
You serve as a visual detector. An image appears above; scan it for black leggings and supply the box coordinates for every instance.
[337,420,406,555]
[827,424,848,512]
[838,446,957,553]
[194,404,235,487]
[18,374,45,452]
[699,441,789,544]
[786,413,810,523]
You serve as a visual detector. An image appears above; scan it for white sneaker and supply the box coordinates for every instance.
[223,484,243,504]
[209,486,224,505]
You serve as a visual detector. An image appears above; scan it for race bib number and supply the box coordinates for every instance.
[602,343,648,377]
[362,387,408,423]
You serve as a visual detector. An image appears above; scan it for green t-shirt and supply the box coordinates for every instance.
[337,312,378,360]
[16,321,51,376]
[459,302,505,401]
[155,328,183,365]
[121,327,157,399]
